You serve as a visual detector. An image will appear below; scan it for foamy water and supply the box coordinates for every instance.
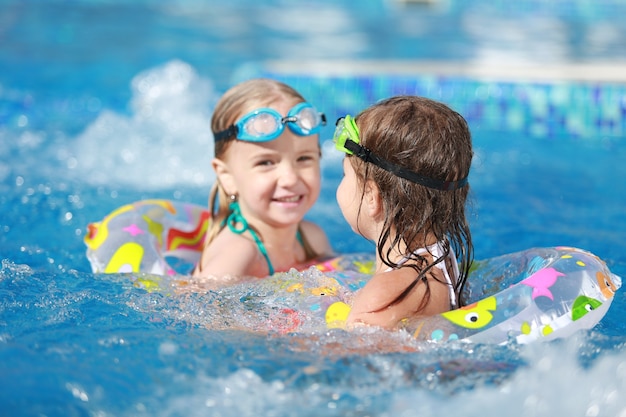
[2,1,626,414]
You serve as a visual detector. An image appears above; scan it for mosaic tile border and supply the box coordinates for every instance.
[235,69,626,139]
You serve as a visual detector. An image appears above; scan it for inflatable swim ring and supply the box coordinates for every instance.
[84,199,622,344]
[85,199,209,275]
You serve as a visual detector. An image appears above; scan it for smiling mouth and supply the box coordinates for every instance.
[274,195,302,203]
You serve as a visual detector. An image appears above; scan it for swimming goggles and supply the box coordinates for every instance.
[333,115,468,191]
[213,102,326,142]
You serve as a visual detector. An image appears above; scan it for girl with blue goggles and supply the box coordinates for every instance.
[195,78,333,281]
[213,102,326,142]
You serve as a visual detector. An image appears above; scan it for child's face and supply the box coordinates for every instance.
[220,102,321,230]
[336,157,367,237]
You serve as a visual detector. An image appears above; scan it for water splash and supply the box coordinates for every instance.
[70,60,217,189]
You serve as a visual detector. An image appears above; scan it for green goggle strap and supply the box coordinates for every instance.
[334,115,468,191]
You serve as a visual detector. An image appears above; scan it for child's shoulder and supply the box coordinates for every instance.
[300,219,333,256]
[299,219,324,235]
[202,228,267,276]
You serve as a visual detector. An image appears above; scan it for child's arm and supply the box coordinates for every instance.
[346,270,412,329]
[347,268,452,329]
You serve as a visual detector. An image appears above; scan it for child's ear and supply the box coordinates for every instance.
[364,180,383,221]
[212,158,237,196]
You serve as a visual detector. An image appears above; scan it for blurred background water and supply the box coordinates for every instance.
[1,1,626,416]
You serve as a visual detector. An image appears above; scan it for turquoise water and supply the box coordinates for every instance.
[1,1,626,416]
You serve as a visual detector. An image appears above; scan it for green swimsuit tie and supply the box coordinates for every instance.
[225,201,274,275]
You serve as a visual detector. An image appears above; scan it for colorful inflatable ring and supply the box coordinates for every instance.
[85,199,209,275]
[401,247,622,344]
[84,199,622,344]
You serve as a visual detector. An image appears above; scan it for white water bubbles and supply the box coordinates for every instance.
[71,60,217,190]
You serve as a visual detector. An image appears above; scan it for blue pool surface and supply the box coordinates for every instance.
[1,1,626,416]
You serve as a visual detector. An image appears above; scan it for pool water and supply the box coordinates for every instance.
[1,1,626,416]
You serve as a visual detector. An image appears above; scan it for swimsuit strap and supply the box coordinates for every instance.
[225,201,274,275]
[394,241,459,309]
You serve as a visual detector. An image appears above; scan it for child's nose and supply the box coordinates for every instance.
[278,161,299,186]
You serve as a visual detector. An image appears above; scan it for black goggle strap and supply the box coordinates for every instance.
[343,139,468,191]
[213,125,238,142]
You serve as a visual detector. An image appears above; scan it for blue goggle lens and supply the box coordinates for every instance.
[214,102,326,142]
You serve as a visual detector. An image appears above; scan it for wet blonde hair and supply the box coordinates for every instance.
[350,95,474,311]
[202,78,319,260]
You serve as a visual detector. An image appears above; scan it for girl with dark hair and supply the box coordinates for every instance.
[334,95,474,328]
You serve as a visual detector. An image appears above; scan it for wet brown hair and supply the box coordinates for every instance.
[350,95,474,312]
